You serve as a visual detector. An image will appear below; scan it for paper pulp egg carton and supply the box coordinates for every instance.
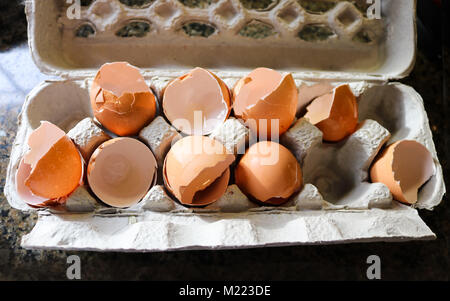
[3,0,446,252]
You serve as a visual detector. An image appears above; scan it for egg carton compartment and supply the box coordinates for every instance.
[4,74,445,250]
[27,0,415,80]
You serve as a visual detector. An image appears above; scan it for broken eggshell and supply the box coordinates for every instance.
[162,67,231,135]
[297,82,334,116]
[233,67,298,138]
[235,141,303,205]
[304,84,358,142]
[90,62,157,136]
[370,140,435,205]
[163,136,235,206]
[15,121,84,207]
[87,137,158,208]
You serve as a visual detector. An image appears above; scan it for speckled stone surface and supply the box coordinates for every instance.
[0,0,448,281]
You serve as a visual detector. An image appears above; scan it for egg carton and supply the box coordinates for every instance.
[3,0,446,251]
[32,0,411,80]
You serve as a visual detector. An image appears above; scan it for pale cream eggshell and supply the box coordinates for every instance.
[87,137,158,208]
[162,67,231,135]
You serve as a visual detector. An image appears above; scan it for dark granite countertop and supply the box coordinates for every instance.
[0,0,448,280]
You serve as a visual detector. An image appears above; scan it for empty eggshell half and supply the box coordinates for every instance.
[233,68,298,138]
[87,137,158,208]
[15,121,84,206]
[304,84,358,142]
[235,141,303,205]
[163,136,235,206]
[370,140,435,205]
[162,67,231,135]
[90,62,157,136]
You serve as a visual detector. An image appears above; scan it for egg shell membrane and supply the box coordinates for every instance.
[90,62,157,136]
[24,121,65,167]
[163,136,235,206]
[16,158,48,206]
[20,122,83,201]
[87,137,157,208]
[305,84,358,142]
[297,82,334,116]
[162,67,231,136]
[370,140,435,204]
[233,68,298,138]
[235,141,303,204]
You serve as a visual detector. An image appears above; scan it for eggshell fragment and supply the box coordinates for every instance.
[15,121,84,206]
[233,68,298,138]
[235,141,303,205]
[162,67,231,135]
[304,84,358,142]
[87,137,157,208]
[370,140,435,205]
[297,82,334,116]
[90,62,157,136]
[163,136,235,206]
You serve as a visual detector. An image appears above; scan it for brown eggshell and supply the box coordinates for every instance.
[15,121,84,206]
[235,141,303,205]
[304,84,358,142]
[297,82,334,116]
[370,140,435,204]
[233,68,298,138]
[87,137,157,208]
[163,136,235,206]
[90,62,157,136]
[305,85,358,142]
[162,67,231,135]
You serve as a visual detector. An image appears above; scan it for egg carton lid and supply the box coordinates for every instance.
[25,0,416,81]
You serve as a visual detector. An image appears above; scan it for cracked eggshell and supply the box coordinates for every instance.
[162,67,231,135]
[304,84,358,142]
[370,140,435,205]
[90,62,157,136]
[87,137,157,208]
[235,141,303,205]
[297,82,334,116]
[15,121,84,207]
[233,68,298,138]
[163,136,235,206]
